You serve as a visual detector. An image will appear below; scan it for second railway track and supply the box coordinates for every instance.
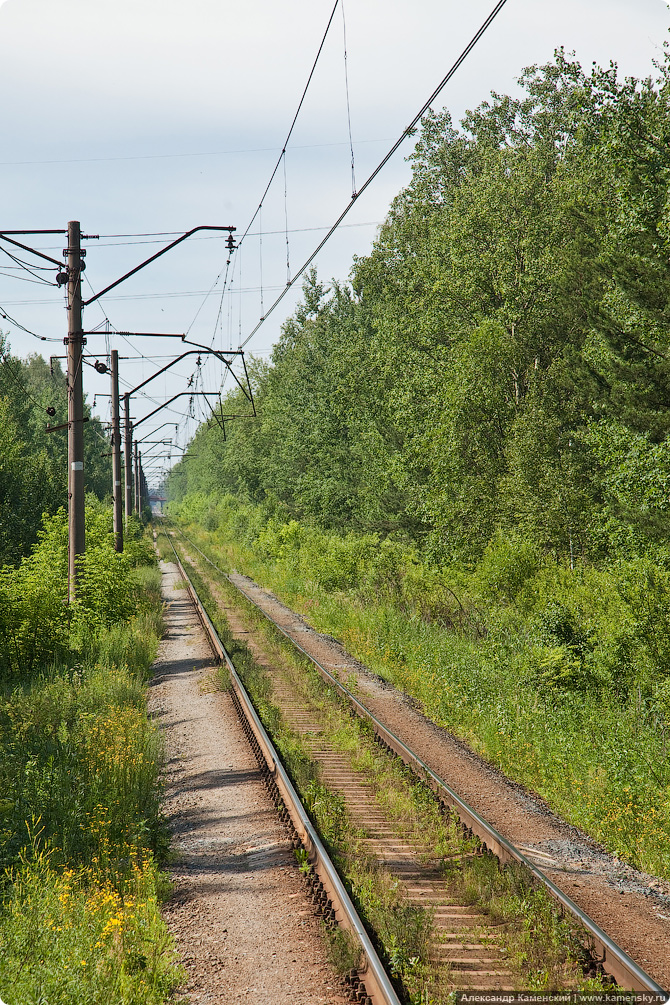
[160,521,669,1002]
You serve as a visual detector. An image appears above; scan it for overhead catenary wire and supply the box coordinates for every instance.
[83,271,181,375]
[83,270,174,381]
[224,0,342,337]
[237,0,342,250]
[1,5,505,465]
[117,373,195,415]
[211,257,232,349]
[0,346,59,412]
[183,256,229,337]
[0,304,58,342]
[238,242,244,346]
[0,136,393,171]
[0,254,55,273]
[239,0,509,350]
[113,219,379,243]
[0,246,58,285]
[0,270,59,286]
[18,221,379,258]
[80,272,202,433]
[283,151,291,283]
[184,233,234,344]
[258,205,264,318]
[341,0,356,197]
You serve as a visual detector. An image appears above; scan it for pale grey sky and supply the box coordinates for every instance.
[1,0,668,480]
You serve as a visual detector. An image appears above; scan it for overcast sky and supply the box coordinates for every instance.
[1,0,668,483]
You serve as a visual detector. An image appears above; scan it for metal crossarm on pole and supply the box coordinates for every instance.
[131,391,220,429]
[0,229,67,267]
[82,226,235,306]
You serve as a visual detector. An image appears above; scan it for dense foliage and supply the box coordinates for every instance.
[0,338,111,565]
[0,504,154,678]
[169,52,670,567]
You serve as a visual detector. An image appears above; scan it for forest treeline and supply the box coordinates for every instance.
[169,52,670,568]
[0,340,110,564]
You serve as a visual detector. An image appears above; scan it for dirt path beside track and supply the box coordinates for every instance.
[147,561,349,1005]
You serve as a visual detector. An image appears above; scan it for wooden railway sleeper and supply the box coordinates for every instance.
[368,719,491,854]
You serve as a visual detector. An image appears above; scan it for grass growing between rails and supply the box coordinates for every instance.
[0,507,182,1005]
[166,495,670,882]
[169,530,612,1000]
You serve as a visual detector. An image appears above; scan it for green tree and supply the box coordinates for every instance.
[0,338,112,562]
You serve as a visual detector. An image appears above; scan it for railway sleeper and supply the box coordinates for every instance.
[340,703,637,987]
[366,720,493,853]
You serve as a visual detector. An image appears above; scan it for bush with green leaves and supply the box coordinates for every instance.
[0,506,157,678]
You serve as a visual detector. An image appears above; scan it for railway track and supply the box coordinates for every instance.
[163,534,401,1005]
[161,522,668,1003]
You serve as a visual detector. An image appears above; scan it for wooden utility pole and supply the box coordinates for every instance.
[66,221,85,600]
[134,440,140,514]
[138,451,144,512]
[110,349,123,552]
[2,223,238,592]
[123,392,133,522]
[140,461,147,513]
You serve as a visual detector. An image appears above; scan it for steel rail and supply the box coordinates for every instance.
[165,520,669,1000]
[163,533,403,1005]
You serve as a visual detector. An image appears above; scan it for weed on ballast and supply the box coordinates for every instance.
[326,925,363,975]
[309,796,434,1002]
[445,853,602,992]
[153,525,174,564]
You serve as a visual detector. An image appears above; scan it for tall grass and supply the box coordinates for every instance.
[0,845,178,1005]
